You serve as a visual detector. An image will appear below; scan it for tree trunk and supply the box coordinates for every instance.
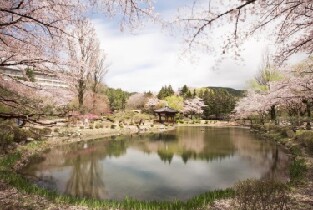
[306,100,311,130]
[270,105,276,124]
[78,79,84,113]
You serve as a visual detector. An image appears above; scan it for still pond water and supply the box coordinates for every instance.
[24,126,289,201]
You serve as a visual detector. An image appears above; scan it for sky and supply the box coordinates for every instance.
[90,0,300,93]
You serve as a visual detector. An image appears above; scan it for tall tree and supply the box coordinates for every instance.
[106,88,129,111]
[248,51,283,122]
[89,49,109,114]
[67,19,99,111]
[203,89,236,119]
[179,85,189,97]
[157,85,175,99]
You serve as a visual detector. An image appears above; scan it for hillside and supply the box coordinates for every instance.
[206,86,245,97]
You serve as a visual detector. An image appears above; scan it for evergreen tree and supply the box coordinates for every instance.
[179,85,189,97]
[185,90,192,99]
[106,88,130,111]
[193,89,197,98]
[202,88,236,119]
[157,85,174,99]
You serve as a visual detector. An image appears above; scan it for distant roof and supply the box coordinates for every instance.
[154,106,178,114]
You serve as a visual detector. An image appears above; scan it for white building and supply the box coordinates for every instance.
[0,67,68,88]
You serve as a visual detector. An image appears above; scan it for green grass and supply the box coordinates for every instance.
[290,158,307,184]
[0,151,234,209]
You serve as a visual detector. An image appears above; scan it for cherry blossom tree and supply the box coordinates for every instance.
[126,93,147,110]
[177,0,312,64]
[235,57,313,128]
[89,51,109,114]
[183,97,205,119]
[67,19,100,111]
[0,0,155,120]
[0,0,155,69]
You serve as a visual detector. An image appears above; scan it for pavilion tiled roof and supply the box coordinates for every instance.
[154,106,178,113]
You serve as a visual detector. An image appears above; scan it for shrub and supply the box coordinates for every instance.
[95,124,100,129]
[12,127,29,142]
[296,131,313,154]
[111,124,116,129]
[204,120,208,124]
[290,145,302,156]
[53,128,59,133]
[0,129,14,151]
[79,126,84,129]
[89,124,94,129]
[150,124,154,128]
[235,179,290,210]
[290,158,307,183]
[281,128,295,138]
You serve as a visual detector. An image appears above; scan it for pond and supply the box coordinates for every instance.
[23,126,289,201]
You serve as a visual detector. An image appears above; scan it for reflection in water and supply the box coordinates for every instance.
[65,152,106,199]
[24,127,289,201]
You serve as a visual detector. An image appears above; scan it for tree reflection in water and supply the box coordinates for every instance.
[65,143,107,199]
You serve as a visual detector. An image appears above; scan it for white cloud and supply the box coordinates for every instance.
[91,1,299,93]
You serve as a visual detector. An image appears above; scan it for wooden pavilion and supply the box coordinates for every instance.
[154,106,178,123]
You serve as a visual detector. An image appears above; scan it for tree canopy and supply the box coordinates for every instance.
[157,85,175,99]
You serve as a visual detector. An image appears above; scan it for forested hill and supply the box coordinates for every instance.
[206,87,245,97]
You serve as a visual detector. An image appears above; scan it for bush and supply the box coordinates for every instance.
[111,124,116,129]
[281,128,295,138]
[28,127,51,138]
[89,124,94,129]
[12,127,29,142]
[235,179,290,210]
[95,124,100,129]
[204,120,208,124]
[0,129,14,151]
[53,128,59,133]
[290,158,307,183]
[194,120,201,124]
[290,145,302,156]
[296,131,313,154]
[0,123,33,152]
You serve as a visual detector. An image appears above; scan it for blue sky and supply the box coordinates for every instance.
[90,1,302,93]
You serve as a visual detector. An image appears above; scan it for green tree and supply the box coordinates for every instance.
[157,85,174,99]
[179,85,189,97]
[164,95,184,111]
[185,90,193,99]
[105,88,130,111]
[202,89,236,119]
